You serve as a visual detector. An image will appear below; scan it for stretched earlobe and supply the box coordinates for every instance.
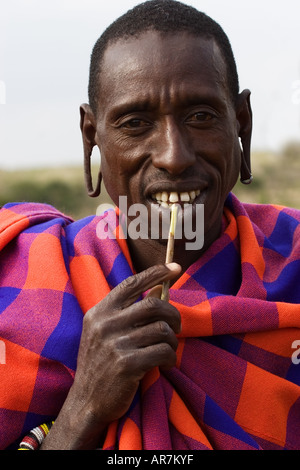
[237,90,253,185]
[240,150,253,185]
[240,175,253,185]
[240,131,253,184]
[84,146,102,198]
[240,132,253,184]
[80,103,102,198]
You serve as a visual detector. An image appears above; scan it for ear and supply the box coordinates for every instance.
[80,104,102,197]
[236,89,253,184]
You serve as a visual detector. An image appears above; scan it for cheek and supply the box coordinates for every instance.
[213,128,240,191]
[100,148,141,207]
[100,152,121,204]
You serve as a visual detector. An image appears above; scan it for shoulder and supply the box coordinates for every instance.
[227,192,300,228]
[242,201,300,234]
[0,201,74,225]
[228,194,300,258]
[0,202,74,250]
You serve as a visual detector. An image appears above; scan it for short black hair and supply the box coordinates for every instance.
[88,0,239,114]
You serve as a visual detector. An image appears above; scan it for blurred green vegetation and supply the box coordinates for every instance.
[0,166,112,220]
[233,142,300,209]
[0,143,299,220]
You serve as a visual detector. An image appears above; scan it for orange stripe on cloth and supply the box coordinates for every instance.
[119,418,143,450]
[237,215,265,280]
[113,209,135,274]
[103,420,118,450]
[277,302,300,329]
[223,206,238,241]
[176,338,186,369]
[175,300,213,338]
[0,209,30,250]
[235,362,300,447]
[242,328,300,358]
[0,338,40,412]
[70,255,111,313]
[23,233,69,291]
[142,367,160,395]
[169,389,213,449]
[171,272,191,290]
[103,418,142,451]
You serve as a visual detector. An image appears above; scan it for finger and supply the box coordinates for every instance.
[110,263,181,309]
[127,296,182,334]
[116,319,179,352]
[123,343,178,379]
[137,343,178,372]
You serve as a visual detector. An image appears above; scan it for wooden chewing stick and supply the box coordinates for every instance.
[161,204,178,302]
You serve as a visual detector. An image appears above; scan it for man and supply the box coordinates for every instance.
[0,0,299,450]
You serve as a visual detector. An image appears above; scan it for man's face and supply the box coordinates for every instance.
[94,31,242,245]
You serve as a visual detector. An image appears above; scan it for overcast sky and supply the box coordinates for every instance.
[0,0,300,169]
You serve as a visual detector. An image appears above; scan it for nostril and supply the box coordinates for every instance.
[152,153,196,175]
[151,119,196,174]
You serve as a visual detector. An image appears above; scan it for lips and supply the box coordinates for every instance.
[151,189,201,208]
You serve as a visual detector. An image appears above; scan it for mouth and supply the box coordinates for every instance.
[150,189,201,208]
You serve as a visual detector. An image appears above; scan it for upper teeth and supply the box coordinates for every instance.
[152,190,200,207]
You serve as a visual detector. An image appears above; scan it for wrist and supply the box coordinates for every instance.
[39,386,108,450]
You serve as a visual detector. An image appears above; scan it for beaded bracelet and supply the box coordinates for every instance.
[18,421,55,450]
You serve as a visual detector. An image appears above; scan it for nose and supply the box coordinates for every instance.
[151,118,196,175]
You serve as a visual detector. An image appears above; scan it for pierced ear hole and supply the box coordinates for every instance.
[90,145,101,183]
[84,146,102,198]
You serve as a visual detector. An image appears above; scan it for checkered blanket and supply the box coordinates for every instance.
[0,193,299,450]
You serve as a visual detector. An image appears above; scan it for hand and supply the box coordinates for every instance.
[41,262,181,449]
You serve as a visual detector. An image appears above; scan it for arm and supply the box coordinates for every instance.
[40,263,182,450]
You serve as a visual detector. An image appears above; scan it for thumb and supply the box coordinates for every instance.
[145,285,163,299]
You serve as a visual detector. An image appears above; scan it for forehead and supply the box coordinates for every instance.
[97,31,229,112]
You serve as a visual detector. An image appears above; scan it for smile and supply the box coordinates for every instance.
[151,189,201,208]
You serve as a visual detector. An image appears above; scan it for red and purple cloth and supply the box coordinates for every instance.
[0,193,299,450]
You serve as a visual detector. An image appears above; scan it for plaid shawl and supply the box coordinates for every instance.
[0,193,299,450]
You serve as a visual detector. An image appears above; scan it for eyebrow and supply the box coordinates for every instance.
[107,88,227,120]
[109,100,155,118]
[178,91,227,109]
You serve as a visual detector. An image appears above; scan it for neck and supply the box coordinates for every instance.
[127,218,222,276]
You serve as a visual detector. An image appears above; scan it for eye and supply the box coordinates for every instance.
[121,118,151,129]
[187,112,214,123]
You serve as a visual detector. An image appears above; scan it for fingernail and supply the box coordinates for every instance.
[166,262,182,272]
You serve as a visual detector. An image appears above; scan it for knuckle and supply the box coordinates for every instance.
[115,351,139,377]
[144,296,161,310]
[159,343,177,366]
[156,322,179,352]
[82,311,113,341]
[115,351,127,369]
[114,333,130,351]
[158,320,171,336]
[112,347,127,369]
[120,274,139,290]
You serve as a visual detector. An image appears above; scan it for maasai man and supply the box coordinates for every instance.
[1,0,299,450]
